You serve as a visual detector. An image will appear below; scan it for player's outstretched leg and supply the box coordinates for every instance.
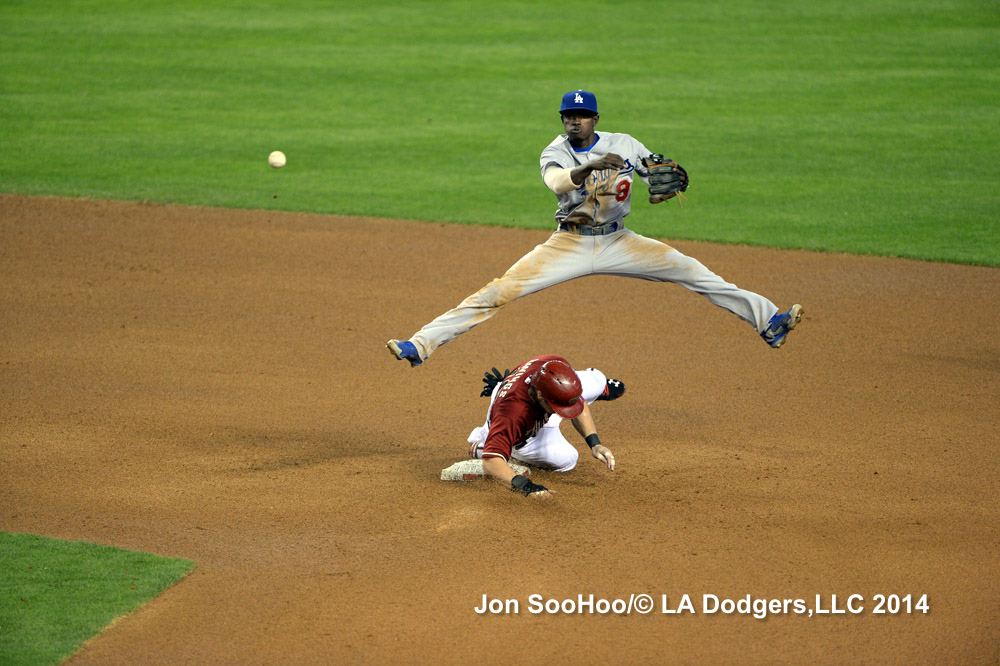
[386,339,422,366]
[600,232,778,333]
[760,304,803,348]
[392,234,589,366]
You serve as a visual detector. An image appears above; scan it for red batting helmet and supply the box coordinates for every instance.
[530,359,584,419]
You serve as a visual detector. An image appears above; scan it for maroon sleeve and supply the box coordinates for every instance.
[482,400,530,461]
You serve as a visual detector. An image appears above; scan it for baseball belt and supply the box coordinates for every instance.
[558,221,623,236]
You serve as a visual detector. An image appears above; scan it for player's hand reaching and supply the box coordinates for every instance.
[511,474,555,499]
[591,445,616,471]
[587,153,625,171]
[570,153,625,187]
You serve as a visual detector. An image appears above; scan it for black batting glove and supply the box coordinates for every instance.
[510,474,549,497]
[480,367,512,397]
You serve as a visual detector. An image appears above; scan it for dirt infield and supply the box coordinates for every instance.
[2,194,998,664]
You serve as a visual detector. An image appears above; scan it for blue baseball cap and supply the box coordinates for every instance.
[560,90,598,116]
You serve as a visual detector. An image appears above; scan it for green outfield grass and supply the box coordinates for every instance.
[0,532,195,666]
[1,0,997,265]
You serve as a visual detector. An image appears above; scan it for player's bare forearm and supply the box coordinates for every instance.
[482,456,518,488]
[571,403,616,471]
[570,402,597,439]
[483,456,554,498]
[570,153,625,186]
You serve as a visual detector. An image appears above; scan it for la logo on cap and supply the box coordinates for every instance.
[560,90,598,115]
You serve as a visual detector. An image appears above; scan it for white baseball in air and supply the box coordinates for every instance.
[268,151,286,168]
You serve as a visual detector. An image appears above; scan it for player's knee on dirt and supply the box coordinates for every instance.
[512,443,578,473]
[549,446,579,473]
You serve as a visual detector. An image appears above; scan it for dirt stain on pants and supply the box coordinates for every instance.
[410,229,777,360]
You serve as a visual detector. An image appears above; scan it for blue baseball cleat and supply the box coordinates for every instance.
[761,304,803,348]
[386,339,423,366]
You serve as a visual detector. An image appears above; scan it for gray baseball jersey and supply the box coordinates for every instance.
[540,131,653,226]
[402,132,783,363]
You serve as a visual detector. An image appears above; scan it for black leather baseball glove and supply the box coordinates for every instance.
[480,367,512,397]
[642,153,689,204]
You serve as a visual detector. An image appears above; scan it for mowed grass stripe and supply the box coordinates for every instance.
[0,1,996,264]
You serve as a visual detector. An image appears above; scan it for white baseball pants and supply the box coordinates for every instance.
[410,229,778,361]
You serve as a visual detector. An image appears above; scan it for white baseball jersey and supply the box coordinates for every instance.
[539,131,653,226]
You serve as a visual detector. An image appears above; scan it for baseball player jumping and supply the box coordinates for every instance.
[467,355,625,498]
[388,89,802,367]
